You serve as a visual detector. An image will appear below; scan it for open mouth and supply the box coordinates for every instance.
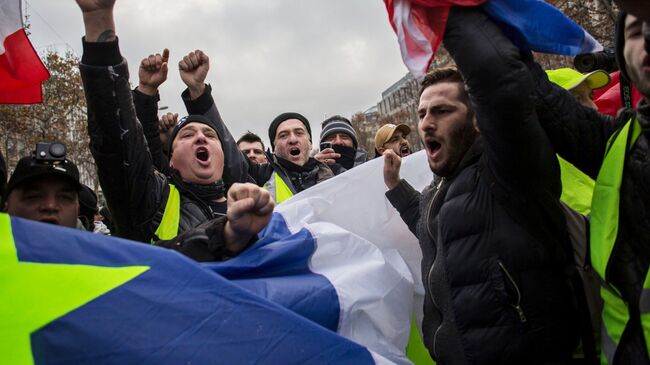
[289,147,301,156]
[426,140,442,159]
[427,141,441,152]
[196,147,209,162]
[400,146,411,156]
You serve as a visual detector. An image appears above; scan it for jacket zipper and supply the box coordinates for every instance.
[497,260,527,323]
[425,177,445,357]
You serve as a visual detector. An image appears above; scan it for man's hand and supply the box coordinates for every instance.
[179,50,209,100]
[314,148,341,165]
[383,149,402,190]
[224,183,274,254]
[138,49,170,96]
[75,0,116,42]
[159,112,179,149]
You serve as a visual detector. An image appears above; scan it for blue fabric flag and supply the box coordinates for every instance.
[484,0,603,55]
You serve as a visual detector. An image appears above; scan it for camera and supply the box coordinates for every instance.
[34,142,67,164]
[320,142,332,151]
[573,48,617,73]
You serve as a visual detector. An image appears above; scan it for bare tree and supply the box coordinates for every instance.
[0,50,98,190]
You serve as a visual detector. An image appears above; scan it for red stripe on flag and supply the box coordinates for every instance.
[384,0,487,80]
[0,28,50,104]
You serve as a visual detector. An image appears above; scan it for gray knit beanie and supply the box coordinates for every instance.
[320,115,358,149]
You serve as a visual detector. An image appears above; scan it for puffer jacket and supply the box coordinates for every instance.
[533,52,650,365]
[387,8,580,364]
[80,39,248,243]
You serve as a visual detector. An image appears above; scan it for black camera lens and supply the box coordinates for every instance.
[573,48,617,73]
[49,143,66,158]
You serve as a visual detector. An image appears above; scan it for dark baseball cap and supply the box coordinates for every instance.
[6,156,82,197]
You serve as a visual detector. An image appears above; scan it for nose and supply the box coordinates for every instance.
[419,114,436,133]
[288,133,299,144]
[333,135,343,145]
[39,194,59,213]
[194,131,208,144]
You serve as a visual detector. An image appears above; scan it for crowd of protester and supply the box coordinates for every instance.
[0,0,648,363]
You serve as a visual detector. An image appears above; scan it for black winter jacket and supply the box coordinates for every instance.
[533,60,650,364]
[387,9,580,364]
[80,39,248,243]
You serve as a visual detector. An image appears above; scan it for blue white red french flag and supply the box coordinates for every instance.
[384,0,603,80]
[0,0,49,104]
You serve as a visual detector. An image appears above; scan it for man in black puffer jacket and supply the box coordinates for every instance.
[383,7,581,364]
[532,11,650,364]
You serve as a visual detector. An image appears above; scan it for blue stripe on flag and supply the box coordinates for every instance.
[484,0,602,55]
[205,213,341,331]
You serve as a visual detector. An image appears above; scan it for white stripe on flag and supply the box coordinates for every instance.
[277,151,433,364]
[0,0,23,54]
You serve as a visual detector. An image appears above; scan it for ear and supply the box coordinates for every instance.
[377,146,386,154]
[472,115,480,133]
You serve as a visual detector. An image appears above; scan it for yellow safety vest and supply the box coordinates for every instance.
[590,118,650,364]
[152,184,181,242]
[264,172,294,204]
[558,156,595,216]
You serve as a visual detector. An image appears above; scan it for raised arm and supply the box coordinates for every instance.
[383,150,421,235]
[178,50,253,189]
[530,63,623,179]
[76,0,168,242]
[134,49,170,171]
[442,7,558,192]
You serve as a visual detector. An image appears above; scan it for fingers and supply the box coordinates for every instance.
[383,149,400,165]
[178,50,209,72]
[228,183,274,215]
[141,52,167,71]
[383,149,402,189]
[159,112,178,132]
[161,48,170,63]
[314,150,340,164]
[227,197,255,221]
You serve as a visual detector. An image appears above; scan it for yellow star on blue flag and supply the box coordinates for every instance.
[0,214,149,365]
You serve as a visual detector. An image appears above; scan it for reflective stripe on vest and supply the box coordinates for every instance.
[590,118,649,364]
[264,172,294,204]
[152,184,181,242]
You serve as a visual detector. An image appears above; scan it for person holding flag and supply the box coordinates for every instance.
[383,6,584,364]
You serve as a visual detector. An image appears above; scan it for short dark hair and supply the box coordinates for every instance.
[237,131,265,151]
[419,67,470,106]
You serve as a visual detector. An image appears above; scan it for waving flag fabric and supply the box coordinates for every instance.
[0,152,436,365]
[384,0,603,80]
[0,0,49,104]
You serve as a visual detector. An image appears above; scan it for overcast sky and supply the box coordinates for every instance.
[24,0,409,146]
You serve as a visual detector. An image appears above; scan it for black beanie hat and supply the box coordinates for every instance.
[167,115,221,154]
[268,112,312,150]
[79,184,98,218]
[320,115,358,149]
